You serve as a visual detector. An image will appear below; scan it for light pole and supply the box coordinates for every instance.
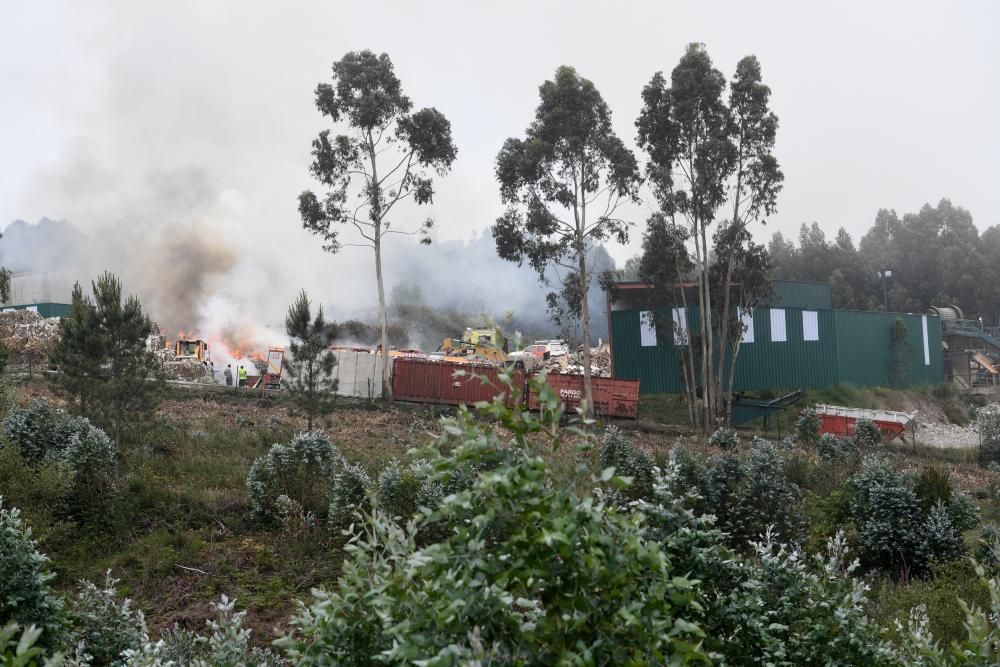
[878,270,892,312]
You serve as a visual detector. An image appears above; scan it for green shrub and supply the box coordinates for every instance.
[977,403,1000,467]
[0,498,65,652]
[915,466,952,512]
[708,425,739,450]
[0,623,63,667]
[795,407,820,447]
[68,571,146,666]
[246,431,344,522]
[849,456,973,577]
[817,433,856,463]
[853,418,883,449]
[278,383,708,665]
[2,400,63,463]
[328,462,372,530]
[598,426,654,504]
[61,420,118,523]
[376,459,435,524]
[0,445,73,537]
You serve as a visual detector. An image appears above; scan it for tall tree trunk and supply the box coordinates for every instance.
[693,223,710,433]
[375,231,391,401]
[368,133,392,402]
[701,225,715,428]
[578,237,593,418]
[720,162,744,425]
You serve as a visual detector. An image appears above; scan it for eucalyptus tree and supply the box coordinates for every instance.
[637,44,781,430]
[493,66,640,415]
[298,50,457,399]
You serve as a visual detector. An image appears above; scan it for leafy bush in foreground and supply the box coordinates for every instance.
[0,498,65,652]
[68,572,146,666]
[598,425,654,504]
[279,382,708,665]
[3,400,63,463]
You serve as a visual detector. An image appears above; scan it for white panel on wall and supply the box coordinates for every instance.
[770,309,786,342]
[802,311,819,341]
[672,307,688,345]
[741,310,754,343]
[639,311,657,347]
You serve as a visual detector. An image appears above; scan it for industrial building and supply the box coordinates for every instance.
[0,272,73,318]
[608,280,943,394]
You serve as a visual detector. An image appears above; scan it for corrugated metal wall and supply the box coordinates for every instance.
[1,273,74,308]
[611,307,943,394]
[330,350,387,399]
[773,281,832,309]
[834,311,943,386]
[732,308,839,390]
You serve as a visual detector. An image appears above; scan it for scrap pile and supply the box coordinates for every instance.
[0,310,61,364]
[145,323,215,384]
[542,342,612,377]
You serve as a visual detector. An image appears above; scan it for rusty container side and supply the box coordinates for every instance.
[392,358,524,407]
[527,374,640,418]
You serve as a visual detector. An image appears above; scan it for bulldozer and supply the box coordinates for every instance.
[439,326,509,364]
[175,339,211,363]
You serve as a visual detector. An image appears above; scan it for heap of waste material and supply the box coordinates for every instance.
[0,310,61,363]
[163,358,215,383]
[146,321,167,354]
[542,343,612,377]
[145,322,214,384]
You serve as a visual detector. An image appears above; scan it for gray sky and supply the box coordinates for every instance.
[2,1,999,329]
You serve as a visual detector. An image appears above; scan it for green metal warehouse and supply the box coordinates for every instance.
[608,280,943,394]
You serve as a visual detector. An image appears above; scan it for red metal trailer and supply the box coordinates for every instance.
[814,404,915,442]
[392,358,524,407]
[528,373,640,419]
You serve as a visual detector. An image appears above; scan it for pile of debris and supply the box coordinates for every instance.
[146,322,167,355]
[163,358,215,383]
[542,343,612,377]
[0,310,61,364]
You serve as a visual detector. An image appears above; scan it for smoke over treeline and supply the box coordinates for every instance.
[2,217,614,349]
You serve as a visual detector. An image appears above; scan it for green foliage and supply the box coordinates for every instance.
[298,50,457,399]
[0,341,8,376]
[327,462,371,531]
[68,572,146,666]
[915,466,953,512]
[870,559,990,648]
[795,407,821,447]
[0,446,72,538]
[817,432,856,463]
[1,623,64,667]
[888,317,913,387]
[3,401,63,464]
[854,417,884,449]
[598,426,654,504]
[977,403,1000,468]
[1,405,118,526]
[51,274,162,449]
[278,377,708,665]
[50,283,103,418]
[246,431,343,522]
[849,456,976,576]
[0,499,65,653]
[493,65,640,406]
[283,290,338,431]
[375,459,436,524]
[708,425,739,450]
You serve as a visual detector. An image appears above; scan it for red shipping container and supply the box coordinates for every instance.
[527,373,640,419]
[392,358,524,407]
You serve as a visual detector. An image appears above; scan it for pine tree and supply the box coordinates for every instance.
[90,273,161,449]
[284,290,338,430]
[50,283,104,416]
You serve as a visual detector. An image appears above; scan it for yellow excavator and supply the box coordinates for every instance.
[439,326,509,364]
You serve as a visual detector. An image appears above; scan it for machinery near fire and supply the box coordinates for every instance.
[174,339,211,363]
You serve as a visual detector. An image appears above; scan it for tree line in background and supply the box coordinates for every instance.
[769,198,998,321]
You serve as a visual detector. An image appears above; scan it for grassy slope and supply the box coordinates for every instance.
[6,377,999,647]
